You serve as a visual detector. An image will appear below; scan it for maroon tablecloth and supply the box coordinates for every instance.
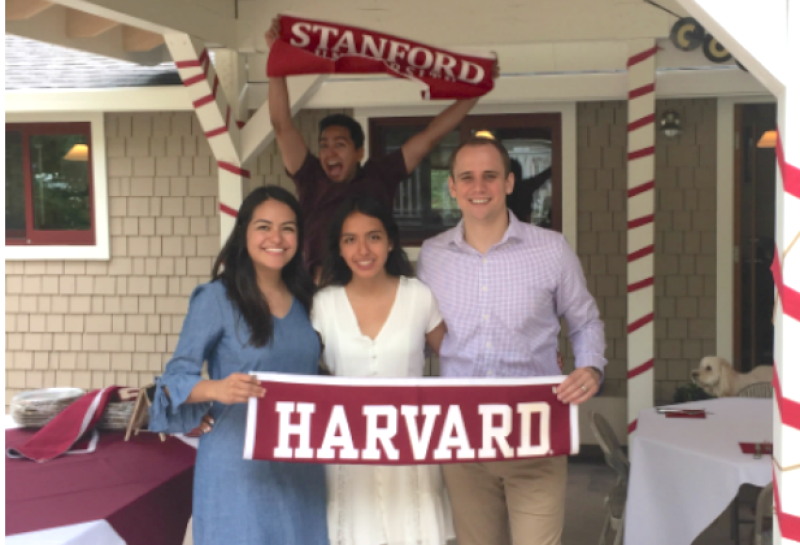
[6,429,196,545]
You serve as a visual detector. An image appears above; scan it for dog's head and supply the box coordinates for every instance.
[691,356,733,396]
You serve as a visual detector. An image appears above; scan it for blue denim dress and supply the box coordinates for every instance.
[149,281,328,545]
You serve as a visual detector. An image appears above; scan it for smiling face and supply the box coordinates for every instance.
[319,125,364,183]
[245,199,298,274]
[448,143,514,224]
[339,211,392,281]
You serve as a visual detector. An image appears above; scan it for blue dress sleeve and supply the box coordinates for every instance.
[148,283,226,434]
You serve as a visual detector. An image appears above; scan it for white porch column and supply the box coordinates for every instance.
[773,4,800,538]
[165,34,245,244]
[773,82,800,545]
[674,0,799,541]
[625,39,657,434]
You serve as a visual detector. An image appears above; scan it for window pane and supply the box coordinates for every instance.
[29,134,91,231]
[388,128,461,236]
[471,128,553,229]
[506,138,553,228]
[6,131,27,238]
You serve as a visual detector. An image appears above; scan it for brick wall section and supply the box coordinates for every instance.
[571,101,629,397]
[573,99,717,402]
[5,109,347,406]
[652,99,717,403]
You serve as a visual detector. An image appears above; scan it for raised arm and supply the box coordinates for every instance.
[401,98,478,173]
[266,17,308,175]
[401,59,499,173]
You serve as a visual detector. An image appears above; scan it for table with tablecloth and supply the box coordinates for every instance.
[5,416,196,545]
[624,397,772,545]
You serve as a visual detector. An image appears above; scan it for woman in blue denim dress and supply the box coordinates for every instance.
[148,186,328,545]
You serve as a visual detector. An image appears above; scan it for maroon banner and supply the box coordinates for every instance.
[267,15,496,100]
[244,374,578,464]
[7,386,135,463]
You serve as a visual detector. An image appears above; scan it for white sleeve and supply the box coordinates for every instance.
[422,283,444,334]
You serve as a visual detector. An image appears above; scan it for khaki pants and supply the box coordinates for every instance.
[442,456,567,545]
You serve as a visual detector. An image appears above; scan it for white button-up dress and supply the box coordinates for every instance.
[312,276,454,545]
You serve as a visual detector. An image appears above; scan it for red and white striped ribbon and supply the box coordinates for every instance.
[165,35,246,244]
[626,40,658,434]
[771,123,800,541]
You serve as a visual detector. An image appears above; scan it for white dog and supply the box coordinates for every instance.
[690,356,773,397]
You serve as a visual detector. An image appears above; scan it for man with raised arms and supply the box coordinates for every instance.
[266,16,498,277]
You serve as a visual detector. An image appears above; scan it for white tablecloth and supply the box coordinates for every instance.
[6,521,126,545]
[5,415,198,545]
[624,398,772,545]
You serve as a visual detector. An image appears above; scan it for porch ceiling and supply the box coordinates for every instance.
[5,0,236,65]
[6,0,757,104]
[6,0,693,65]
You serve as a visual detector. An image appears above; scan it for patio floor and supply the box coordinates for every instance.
[437,460,747,545]
[563,460,739,545]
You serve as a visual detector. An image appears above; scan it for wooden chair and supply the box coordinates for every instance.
[737,382,774,398]
[730,381,773,542]
[589,411,629,545]
[753,482,773,545]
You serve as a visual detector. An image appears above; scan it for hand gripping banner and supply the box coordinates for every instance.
[267,15,496,100]
[244,374,579,464]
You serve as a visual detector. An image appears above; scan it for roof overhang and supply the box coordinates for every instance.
[5,67,768,114]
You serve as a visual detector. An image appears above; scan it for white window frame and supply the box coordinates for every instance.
[5,111,109,261]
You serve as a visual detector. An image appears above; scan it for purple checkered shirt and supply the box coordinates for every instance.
[417,213,606,378]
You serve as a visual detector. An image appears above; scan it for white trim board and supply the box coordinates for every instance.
[247,69,768,110]
[5,112,110,261]
[715,96,776,363]
[368,103,577,255]
[5,69,765,115]
[5,87,191,113]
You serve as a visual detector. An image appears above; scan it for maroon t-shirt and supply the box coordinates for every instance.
[291,149,408,273]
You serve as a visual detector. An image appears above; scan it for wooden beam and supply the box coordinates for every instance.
[6,0,53,21]
[48,0,235,49]
[245,69,766,110]
[122,25,164,52]
[240,75,326,167]
[66,8,118,37]
[6,87,191,113]
[7,5,166,65]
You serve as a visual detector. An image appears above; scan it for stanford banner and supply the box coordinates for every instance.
[267,14,496,100]
[244,374,578,465]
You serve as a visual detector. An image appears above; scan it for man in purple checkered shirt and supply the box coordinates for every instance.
[417,137,606,545]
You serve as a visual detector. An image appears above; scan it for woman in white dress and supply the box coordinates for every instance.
[312,195,453,545]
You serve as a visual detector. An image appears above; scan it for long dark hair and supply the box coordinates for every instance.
[212,185,315,347]
[319,195,413,287]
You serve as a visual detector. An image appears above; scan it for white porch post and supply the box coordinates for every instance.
[165,35,326,245]
[773,3,800,538]
[674,0,800,541]
[625,39,657,435]
[774,78,800,545]
[164,34,245,245]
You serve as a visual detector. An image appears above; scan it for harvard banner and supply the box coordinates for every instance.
[267,14,496,100]
[244,374,579,465]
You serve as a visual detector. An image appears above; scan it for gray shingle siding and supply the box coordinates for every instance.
[5,34,181,90]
